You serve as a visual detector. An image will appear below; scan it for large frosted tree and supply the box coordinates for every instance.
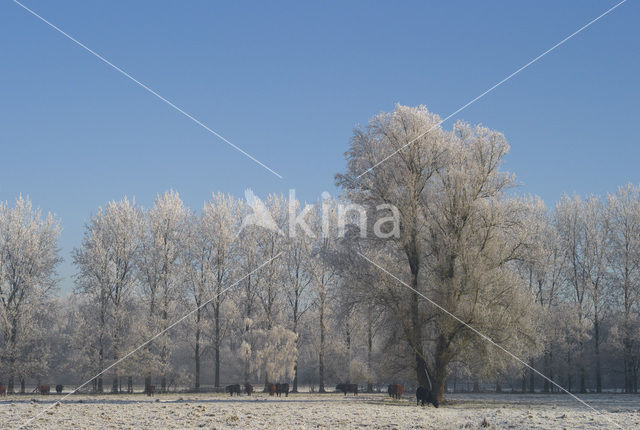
[607,184,640,393]
[336,105,540,402]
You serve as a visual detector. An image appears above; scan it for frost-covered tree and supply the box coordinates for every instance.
[307,198,340,392]
[138,190,189,392]
[606,184,640,393]
[250,325,297,383]
[580,196,610,393]
[183,213,209,391]
[282,197,314,392]
[73,197,141,392]
[201,192,240,388]
[556,194,610,393]
[337,105,541,402]
[254,194,287,333]
[236,212,261,387]
[0,196,61,393]
[516,199,566,392]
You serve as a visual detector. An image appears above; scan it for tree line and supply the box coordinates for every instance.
[1,105,639,401]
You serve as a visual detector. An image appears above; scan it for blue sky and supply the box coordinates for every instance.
[1,0,638,291]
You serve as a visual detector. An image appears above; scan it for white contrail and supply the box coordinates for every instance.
[13,0,283,179]
[357,0,627,178]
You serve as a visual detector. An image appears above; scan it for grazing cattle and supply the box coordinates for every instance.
[267,383,276,396]
[275,383,289,397]
[146,385,155,397]
[0,385,6,396]
[39,385,50,395]
[416,386,439,408]
[245,384,253,396]
[387,384,403,399]
[56,384,63,394]
[336,383,358,396]
[226,384,242,396]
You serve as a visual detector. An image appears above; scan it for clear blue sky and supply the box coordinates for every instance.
[1,0,638,292]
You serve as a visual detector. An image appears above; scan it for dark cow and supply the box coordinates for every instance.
[226,384,242,396]
[336,383,358,396]
[39,385,50,395]
[275,383,289,397]
[0,385,6,396]
[146,385,155,396]
[267,383,276,396]
[416,386,439,408]
[387,384,403,399]
[245,384,253,396]
[56,384,63,394]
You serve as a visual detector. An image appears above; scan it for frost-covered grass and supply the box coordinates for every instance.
[1,392,638,429]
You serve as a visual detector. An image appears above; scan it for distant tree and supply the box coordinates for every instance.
[201,192,240,388]
[282,197,314,392]
[307,199,340,392]
[250,325,297,383]
[0,196,61,393]
[556,194,610,393]
[517,199,566,392]
[73,197,141,393]
[138,191,189,392]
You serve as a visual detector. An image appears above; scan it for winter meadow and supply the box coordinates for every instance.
[2,1,639,429]
[2,105,640,428]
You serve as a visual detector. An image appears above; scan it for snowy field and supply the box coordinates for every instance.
[1,392,638,429]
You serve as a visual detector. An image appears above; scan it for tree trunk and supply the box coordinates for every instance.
[346,320,352,382]
[367,313,373,393]
[318,293,326,393]
[529,359,535,393]
[214,300,221,388]
[543,352,550,393]
[567,349,572,392]
[473,379,480,393]
[410,265,430,391]
[195,306,201,392]
[292,304,299,393]
[579,341,586,394]
[425,334,449,403]
[243,286,253,388]
[594,316,602,393]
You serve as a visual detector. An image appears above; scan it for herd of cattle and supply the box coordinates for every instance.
[0,382,438,407]
[0,384,64,396]
[224,383,289,397]
[220,382,438,407]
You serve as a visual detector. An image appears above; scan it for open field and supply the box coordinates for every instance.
[2,392,638,429]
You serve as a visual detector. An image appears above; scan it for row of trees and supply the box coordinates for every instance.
[1,105,639,400]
